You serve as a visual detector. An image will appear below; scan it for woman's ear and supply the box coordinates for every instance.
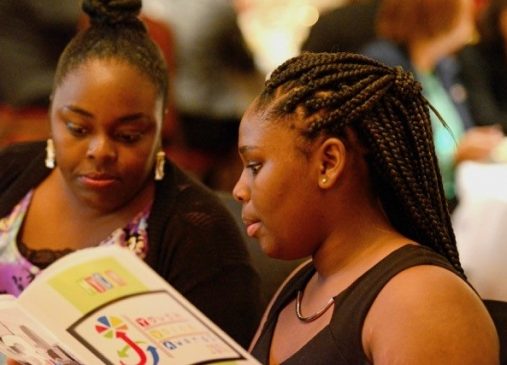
[316,137,346,189]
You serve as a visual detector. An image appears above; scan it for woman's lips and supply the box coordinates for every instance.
[245,220,261,238]
[79,174,119,188]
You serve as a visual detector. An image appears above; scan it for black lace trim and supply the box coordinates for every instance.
[17,240,74,269]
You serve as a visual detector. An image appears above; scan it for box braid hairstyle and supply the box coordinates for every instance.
[52,0,168,107]
[256,51,464,276]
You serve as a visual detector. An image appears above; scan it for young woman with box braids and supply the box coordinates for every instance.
[233,52,499,364]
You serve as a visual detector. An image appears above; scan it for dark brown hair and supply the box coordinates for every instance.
[256,51,463,275]
[53,0,168,105]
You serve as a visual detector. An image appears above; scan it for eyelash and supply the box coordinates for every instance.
[65,121,143,144]
[114,132,143,144]
[246,162,262,175]
[66,121,87,137]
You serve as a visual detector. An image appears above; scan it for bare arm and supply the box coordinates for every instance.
[363,265,499,365]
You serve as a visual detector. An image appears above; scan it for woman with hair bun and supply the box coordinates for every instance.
[0,0,262,360]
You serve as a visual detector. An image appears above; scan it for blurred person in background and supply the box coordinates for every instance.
[362,0,504,210]
[459,0,507,133]
[143,0,265,191]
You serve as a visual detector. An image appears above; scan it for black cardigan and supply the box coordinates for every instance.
[0,141,262,347]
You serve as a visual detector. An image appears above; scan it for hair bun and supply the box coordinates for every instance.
[82,0,142,25]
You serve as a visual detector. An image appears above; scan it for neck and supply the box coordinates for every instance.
[301,205,410,310]
[311,200,409,279]
[311,145,411,281]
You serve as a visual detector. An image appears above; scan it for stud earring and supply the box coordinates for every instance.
[45,138,55,169]
[155,150,166,181]
[321,176,328,184]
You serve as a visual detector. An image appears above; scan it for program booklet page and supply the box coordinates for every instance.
[0,245,261,365]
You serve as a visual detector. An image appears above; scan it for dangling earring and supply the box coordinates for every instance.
[155,150,165,181]
[45,138,55,169]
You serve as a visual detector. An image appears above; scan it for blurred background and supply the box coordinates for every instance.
[3,0,498,192]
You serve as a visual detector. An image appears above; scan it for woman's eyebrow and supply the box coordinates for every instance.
[63,105,148,123]
[117,113,148,123]
[63,105,93,118]
[238,145,259,154]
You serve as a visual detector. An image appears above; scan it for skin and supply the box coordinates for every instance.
[233,105,325,260]
[234,100,499,364]
[21,58,165,251]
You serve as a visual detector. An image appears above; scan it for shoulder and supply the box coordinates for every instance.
[363,265,498,364]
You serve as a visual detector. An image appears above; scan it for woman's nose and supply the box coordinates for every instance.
[232,171,249,203]
[86,135,117,162]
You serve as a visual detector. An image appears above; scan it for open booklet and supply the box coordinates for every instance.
[0,245,261,365]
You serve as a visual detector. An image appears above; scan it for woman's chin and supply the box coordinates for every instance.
[260,240,300,261]
[259,240,282,259]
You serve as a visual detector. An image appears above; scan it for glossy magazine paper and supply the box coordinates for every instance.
[0,245,261,365]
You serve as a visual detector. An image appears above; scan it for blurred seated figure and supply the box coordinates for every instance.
[459,0,507,133]
[362,0,504,208]
[302,0,380,53]
[143,0,265,191]
[0,0,80,147]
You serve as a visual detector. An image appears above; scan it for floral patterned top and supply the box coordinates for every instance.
[0,190,150,296]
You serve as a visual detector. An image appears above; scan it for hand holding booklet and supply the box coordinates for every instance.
[0,245,261,365]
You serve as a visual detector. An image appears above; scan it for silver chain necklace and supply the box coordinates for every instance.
[295,289,335,322]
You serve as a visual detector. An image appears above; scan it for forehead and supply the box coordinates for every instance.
[239,102,302,154]
[52,59,161,111]
[59,58,154,88]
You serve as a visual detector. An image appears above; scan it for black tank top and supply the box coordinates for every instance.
[251,244,463,364]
